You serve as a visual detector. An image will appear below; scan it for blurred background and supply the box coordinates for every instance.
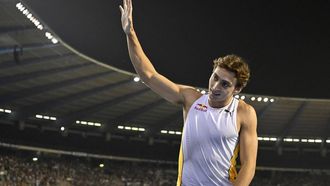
[0,0,330,185]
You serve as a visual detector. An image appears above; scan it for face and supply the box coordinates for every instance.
[208,67,241,107]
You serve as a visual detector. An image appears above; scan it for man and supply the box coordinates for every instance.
[119,0,258,185]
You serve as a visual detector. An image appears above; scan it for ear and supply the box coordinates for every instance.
[233,86,242,95]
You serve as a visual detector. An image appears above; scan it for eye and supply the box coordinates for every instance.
[221,81,230,88]
[213,74,219,81]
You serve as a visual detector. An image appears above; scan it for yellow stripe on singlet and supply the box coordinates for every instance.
[228,143,240,183]
[176,135,184,186]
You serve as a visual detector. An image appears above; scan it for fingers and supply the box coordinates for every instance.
[124,0,127,11]
[119,0,132,17]
[119,5,124,15]
[120,0,128,15]
[123,0,127,9]
[128,0,133,16]
[127,0,133,11]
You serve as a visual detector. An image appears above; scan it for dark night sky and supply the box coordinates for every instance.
[24,0,330,99]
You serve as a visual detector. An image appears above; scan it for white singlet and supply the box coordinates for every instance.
[177,94,240,186]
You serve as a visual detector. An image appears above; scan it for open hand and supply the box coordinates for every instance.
[119,0,134,35]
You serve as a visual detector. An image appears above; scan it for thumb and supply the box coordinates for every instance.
[119,5,124,15]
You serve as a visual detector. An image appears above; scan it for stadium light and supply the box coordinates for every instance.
[23,9,29,15]
[283,138,300,143]
[160,130,182,135]
[247,96,275,103]
[258,136,277,141]
[308,139,315,143]
[0,108,12,114]
[117,125,145,132]
[314,139,322,143]
[132,127,139,131]
[37,25,43,30]
[16,2,44,31]
[45,32,53,39]
[76,120,102,127]
[299,138,322,143]
[32,157,38,161]
[133,76,140,82]
[283,138,293,142]
[51,38,58,44]
[35,114,57,121]
[234,95,246,100]
[16,2,62,43]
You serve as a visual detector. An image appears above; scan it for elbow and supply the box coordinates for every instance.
[138,71,157,85]
[247,163,256,183]
[245,162,256,178]
[238,161,256,184]
[250,167,256,181]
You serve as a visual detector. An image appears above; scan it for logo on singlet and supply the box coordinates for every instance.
[194,103,208,112]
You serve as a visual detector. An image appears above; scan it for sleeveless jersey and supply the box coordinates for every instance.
[177,94,240,186]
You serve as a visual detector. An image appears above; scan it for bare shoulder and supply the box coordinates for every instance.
[238,99,256,115]
[178,84,202,111]
[237,99,257,129]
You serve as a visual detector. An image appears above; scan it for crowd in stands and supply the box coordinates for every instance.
[0,148,176,186]
[1,147,330,186]
[251,170,330,186]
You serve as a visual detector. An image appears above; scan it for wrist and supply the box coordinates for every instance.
[126,28,136,37]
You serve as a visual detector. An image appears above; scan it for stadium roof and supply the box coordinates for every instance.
[0,0,330,151]
[23,0,330,100]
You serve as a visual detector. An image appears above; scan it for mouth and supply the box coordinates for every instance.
[211,91,221,97]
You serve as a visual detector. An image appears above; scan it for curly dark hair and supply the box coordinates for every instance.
[213,54,250,88]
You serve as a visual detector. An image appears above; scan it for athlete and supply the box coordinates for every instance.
[119,0,258,185]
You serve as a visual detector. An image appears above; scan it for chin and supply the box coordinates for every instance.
[209,95,225,103]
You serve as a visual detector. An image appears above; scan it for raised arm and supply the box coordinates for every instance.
[119,0,199,106]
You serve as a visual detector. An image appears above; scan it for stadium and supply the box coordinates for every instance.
[1,0,330,185]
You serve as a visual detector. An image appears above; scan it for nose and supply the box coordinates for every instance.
[211,82,222,91]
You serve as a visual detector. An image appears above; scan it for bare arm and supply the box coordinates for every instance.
[234,104,258,186]
[119,0,199,106]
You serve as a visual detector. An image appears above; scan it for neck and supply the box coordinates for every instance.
[208,96,233,108]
